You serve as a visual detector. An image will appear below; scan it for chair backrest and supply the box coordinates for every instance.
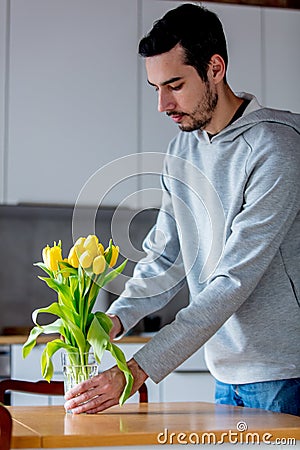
[0,379,64,405]
[0,404,12,450]
[0,378,148,404]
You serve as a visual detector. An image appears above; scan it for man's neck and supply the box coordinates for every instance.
[205,86,244,135]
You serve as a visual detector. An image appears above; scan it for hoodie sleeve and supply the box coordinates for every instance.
[106,172,187,333]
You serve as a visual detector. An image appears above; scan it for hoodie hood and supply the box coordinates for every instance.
[194,93,300,144]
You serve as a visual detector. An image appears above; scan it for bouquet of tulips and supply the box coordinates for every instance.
[22,235,133,405]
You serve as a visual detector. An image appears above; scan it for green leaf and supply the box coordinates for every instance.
[39,277,73,308]
[34,262,53,277]
[41,339,78,382]
[102,259,127,286]
[83,274,92,297]
[39,318,63,335]
[87,315,110,364]
[68,276,79,298]
[22,326,44,358]
[107,342,134,405]
[86,281,101,313]
[32,302,80,328]
[78,264,85,298]
[94,312,113,335]
[22,318,63,358]
[58,260,77,274]
[87,312,133,405]
[31,302,86,354]
[32,302,62,325]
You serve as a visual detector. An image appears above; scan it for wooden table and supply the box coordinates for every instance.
[9,402,300,449]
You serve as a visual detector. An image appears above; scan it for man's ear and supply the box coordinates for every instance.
[209,54,226,84]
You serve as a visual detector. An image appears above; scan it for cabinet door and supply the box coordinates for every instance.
[162,372,215,403]
[11,344,49,405]
[263,7,300,111]
[7,0,138,206]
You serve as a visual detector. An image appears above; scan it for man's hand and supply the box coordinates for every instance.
[64,358,148,414]
[107,313,123,340]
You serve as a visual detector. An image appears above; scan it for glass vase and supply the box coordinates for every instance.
[61,350,98,411]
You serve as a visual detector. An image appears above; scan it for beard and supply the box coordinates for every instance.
[168,82,218,132]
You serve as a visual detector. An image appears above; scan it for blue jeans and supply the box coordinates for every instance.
[215,378,300,416]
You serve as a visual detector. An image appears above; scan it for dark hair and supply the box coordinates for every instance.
[138,3,228,83]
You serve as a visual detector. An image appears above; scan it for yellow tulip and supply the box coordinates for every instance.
[98,243,104,255]
[42,243,62,271]
[67,246,79,268]
[50,245,63,271]
[79,250,93,268]
[42,245,51,268]
[74,237,86,254]
[83,235,99,258]
[93,254,106,275]
[108,245,119,268]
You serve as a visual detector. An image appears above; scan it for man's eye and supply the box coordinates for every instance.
[170,83,183,91]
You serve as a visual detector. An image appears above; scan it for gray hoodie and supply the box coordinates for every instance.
[107,94,300,384]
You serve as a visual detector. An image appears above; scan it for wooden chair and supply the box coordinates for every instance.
[0,404,12,450]
[0,378,148,404]
[0,379,64,404]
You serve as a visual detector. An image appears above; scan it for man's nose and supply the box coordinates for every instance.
[158,91,176,113]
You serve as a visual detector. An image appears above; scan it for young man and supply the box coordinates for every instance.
[64,4,300,415]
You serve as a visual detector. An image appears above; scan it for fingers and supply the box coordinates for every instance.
[64,366,125,414]
[85,398,120,414]
[71,396,120,415]
[64,375,99,401]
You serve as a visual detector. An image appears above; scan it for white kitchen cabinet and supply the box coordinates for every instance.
[0,0,7,203]
[162,372,215,403]
[161,346,215,403]
[11,344,50,405]
[6,0,139,206]
[263,7,300,112]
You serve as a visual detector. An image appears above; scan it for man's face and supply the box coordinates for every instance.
[145,44,218,132]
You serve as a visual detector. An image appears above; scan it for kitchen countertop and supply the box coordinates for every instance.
[8,402,300,449]
[0,334,151,345]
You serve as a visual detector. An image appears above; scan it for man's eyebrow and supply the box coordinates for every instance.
[147,76,183,87]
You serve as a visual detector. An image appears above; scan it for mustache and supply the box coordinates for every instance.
[166,111,187,117]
